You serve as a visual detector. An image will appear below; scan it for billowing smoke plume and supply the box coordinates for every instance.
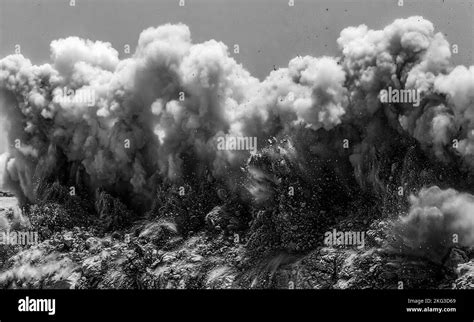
[434,66,474,164]
[394,186,474,262]
[0,17,473,216]
[0,23,348,205]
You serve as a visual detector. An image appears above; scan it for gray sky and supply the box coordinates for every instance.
[0,0,472,79]
[0,0,473,153]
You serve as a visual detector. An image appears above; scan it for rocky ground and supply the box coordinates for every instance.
[0,192,473,290]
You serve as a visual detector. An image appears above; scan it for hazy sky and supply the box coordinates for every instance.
[0,0,473,153]
[0,0,472,79]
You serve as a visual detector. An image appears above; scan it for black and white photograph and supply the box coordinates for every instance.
[0,0,473,320]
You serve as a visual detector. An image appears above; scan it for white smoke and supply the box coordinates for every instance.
[0,23,349,204]
[0,17,472,209]
[434,66,474,164]
[394,186,474,262]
